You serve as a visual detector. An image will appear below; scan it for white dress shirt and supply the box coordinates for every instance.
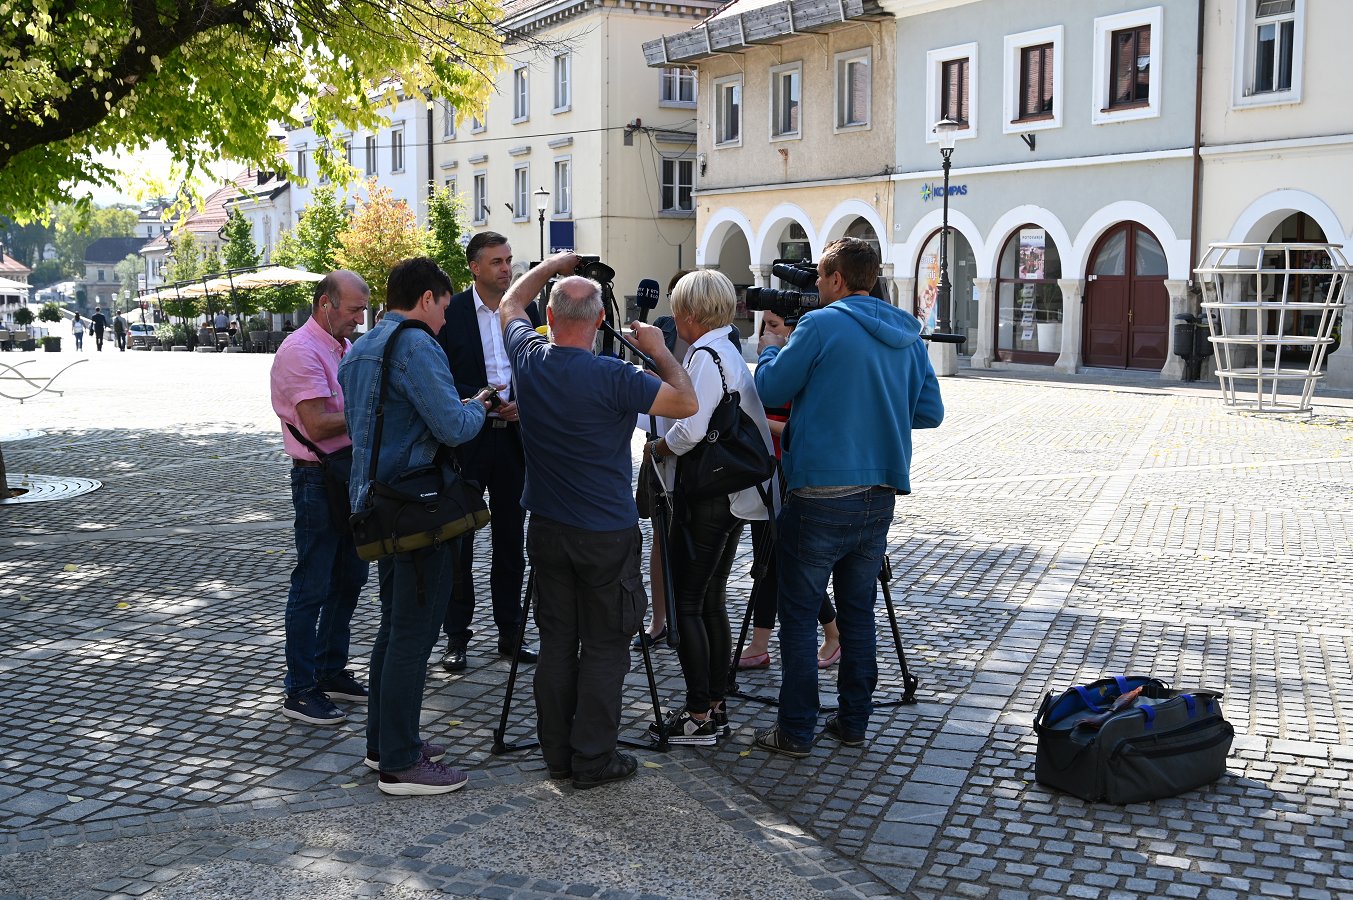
[473,285,513,402]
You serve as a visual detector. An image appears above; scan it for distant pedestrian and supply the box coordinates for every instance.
[213,310,229,332]
[270,271,372,729]
[90,307,108,351]
[71,314,85,351]
[112,313,127,351]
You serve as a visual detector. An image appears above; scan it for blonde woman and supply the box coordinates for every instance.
[644,270,774,743]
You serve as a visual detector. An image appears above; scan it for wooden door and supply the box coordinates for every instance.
[1085,223,1169,369]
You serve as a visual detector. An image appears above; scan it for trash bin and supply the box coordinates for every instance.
[1173,313,1206,383]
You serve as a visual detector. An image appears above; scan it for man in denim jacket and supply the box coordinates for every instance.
[339,257,496,797]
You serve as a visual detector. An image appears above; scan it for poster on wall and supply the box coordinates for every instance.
[1019,228,1046,280]
[917,248,940,330]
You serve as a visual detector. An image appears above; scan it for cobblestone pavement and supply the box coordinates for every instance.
[1,351,1351,899]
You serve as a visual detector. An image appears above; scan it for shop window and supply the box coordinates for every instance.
[915,228,976,350]
[996,226,1063,361]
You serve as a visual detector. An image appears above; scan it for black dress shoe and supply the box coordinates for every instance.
[498,643,538,663]
[572,751,637,790]
[440,639,468,672]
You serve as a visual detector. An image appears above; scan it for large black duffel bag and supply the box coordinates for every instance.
[1034,675,1234,804]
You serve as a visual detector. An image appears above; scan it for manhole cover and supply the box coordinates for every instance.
[0,474,102,504]
[0,429,44,442]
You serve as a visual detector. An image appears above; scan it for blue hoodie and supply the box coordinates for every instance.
[754,294,943,493]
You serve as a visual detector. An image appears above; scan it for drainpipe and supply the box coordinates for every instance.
[1188,0,1205,297]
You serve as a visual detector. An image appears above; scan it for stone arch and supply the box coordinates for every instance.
[1073,201,1188,280]
[753,204,819,265]
[1227,189,1348,248]
[985,206,1074,277]
[696,207,756,268]
[897,208,987,279]
[821,201,889,263]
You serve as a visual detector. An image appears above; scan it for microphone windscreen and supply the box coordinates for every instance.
[636,278,660,309]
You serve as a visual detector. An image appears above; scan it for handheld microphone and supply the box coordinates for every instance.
[635,278,660,323]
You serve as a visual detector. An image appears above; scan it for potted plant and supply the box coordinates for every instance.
[40,335,61,352]
[157,321,191,351]
[12,307,35,350]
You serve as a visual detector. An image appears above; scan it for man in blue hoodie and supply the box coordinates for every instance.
[752,237,944,757]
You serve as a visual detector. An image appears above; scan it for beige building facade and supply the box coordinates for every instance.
[1198,0,1353,387]
[644,0,895,349]
[433,0,720,314]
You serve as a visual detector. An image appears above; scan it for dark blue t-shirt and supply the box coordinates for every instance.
[507,319,660,532]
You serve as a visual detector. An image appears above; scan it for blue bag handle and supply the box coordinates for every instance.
[1074,685,1104,711]
[1140,704,1156,729]
[1182,694,1197,718]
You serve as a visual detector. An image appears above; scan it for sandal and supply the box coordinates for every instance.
[817,645,841,669]
[737,650,771,669]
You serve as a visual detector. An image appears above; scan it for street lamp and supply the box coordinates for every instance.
[932,118,961,336]
[534,186,550,260]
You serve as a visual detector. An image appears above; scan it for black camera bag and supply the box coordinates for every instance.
[675,346,775,502]
[1034,675,1234,804]
[349,319,490,563]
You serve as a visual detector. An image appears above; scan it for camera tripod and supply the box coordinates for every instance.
[727,554,919,710]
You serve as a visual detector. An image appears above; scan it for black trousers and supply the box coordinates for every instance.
[442,422,528,645]
[670,495,743,713]
[528,516,645,776]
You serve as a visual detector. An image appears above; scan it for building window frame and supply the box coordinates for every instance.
[445,176,457,197]
[295,144,307,181]
[552,52,571,113]
[472,172,487,225]
[316,141,330,185]
[1233,0,1304,108]
[513,164,530,221]
[390,124,406,173]
[834,50,871,132]
[364,134,378,176]
[1091,6,1163,125]
[442,99,457,139]
[512,65,529,123]
[713,75,743,148]
[769,61,803,141]
[553,156,572,217]
[470,109,486,134]
[660,157,694,215]
[659,67,697,107]
[1003,25,1063,134]
[925,42,979,144]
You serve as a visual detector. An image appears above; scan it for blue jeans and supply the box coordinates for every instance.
[775,488,895,745]
[284,467,369,696]
[368,541,458,772]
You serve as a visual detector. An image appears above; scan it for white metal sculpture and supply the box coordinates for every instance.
[1195,242,1350,414]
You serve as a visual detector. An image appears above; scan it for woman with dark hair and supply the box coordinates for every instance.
[737,310,841,671]
[644,270,774,744]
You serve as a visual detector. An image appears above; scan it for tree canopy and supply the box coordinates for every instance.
[0,0,507,222]
[336,181,427,308]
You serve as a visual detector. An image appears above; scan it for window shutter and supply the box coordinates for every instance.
[1256,0,1295,16]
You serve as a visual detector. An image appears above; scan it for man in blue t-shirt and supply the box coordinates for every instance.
[499,252,696,790]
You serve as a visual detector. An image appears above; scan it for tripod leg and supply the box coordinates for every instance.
[878,556,918,705]
[492,568,537,754]
[727,571,756,697]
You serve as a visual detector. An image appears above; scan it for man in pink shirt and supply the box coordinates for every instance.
[270,271,372,726]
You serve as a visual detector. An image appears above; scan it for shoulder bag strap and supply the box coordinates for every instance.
[365,319,431,487]
[285,422,331,462]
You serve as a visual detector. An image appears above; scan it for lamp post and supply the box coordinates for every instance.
[932,118,960,337]
[534,186,550,261]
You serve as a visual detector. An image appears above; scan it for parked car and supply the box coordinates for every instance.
[128,322,157,349]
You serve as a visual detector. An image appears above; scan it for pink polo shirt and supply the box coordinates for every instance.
[270,316,351,462]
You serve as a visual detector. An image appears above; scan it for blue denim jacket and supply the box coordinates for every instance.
[338,312,487,511]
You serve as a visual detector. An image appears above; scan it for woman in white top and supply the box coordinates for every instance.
[643,270,774,744]
[71,313,85,351]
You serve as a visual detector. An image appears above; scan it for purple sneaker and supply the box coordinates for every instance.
[364,742,446,771]
[377,757,469,796]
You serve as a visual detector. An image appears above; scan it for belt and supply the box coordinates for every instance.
[292,459,323,468]
[489,418,514,430]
